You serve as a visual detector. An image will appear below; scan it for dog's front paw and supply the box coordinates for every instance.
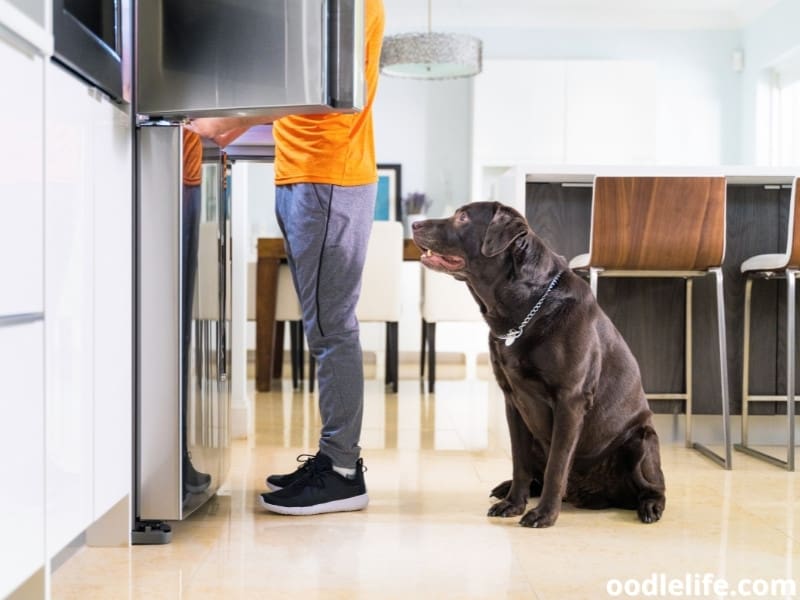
[637,497,665,524]
[519,506,559,528]
[487,499,526,518]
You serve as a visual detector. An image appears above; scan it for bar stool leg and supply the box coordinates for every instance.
[741,277,753,447]
[736,274,796,469]
[786,270,796,471]
[685,278,693,448]
[691,268,732,469]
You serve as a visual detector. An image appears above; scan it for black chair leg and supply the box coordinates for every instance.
[426,321,436,393]
[309,352,316,393]
[294,321,305,384]
[289,321,300,390]
[420,319,427,376]
[385,322,398,393]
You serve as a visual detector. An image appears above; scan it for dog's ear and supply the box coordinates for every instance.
[481,205,529,257]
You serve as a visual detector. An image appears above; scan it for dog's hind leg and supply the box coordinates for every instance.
[625,424,666,523]
[490,477,542,500]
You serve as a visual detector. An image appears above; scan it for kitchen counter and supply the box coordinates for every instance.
[511,166,799,416]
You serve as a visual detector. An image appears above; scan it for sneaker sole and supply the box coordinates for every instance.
[265,481,282,492]
[259,493,369,516]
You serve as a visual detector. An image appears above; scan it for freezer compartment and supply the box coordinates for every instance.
[137,126,231,521]
[136,0,364,120]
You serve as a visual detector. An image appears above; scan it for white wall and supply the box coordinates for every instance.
[373,26,746,220]
[374,76,472,217]
[740,0,800,164]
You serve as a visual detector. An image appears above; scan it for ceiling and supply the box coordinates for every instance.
[383,0,783,32]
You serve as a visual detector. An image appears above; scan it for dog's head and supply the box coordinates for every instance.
[411,202,531,281]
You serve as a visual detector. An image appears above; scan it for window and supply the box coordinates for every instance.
[766,58,800,166]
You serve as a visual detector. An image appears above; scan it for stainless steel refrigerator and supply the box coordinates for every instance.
[134,0,364,544]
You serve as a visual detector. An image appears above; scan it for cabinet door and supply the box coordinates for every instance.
[0,33,44,317]
[564,60,657,164]
[45,62,95,556]
[473,60,567,164]
[0,321,45,598]
[91,93,133,518]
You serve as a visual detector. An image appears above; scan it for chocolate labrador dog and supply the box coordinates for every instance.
[412,202,665,528]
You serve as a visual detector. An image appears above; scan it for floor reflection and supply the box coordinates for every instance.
[52,374,800,600]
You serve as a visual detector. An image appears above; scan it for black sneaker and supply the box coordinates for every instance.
[259,453,369,515]
[265,452,321,491]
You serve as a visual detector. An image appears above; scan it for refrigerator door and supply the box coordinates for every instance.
[138,126,231,521]
[136,0,364,121]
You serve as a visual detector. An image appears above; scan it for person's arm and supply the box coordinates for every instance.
[185,116,273,147]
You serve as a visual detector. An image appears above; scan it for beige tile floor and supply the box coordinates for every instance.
[52,377,800,600]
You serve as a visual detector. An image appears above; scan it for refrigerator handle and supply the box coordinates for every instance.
[327,0,365,111]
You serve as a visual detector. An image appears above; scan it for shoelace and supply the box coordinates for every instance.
[293,453,317,469]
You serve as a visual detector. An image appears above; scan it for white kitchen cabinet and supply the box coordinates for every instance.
[472,59,658,202]
[91,87,133,519]
[473,60,567,165]
[0,32,44,317]
[564,60,656,164]
[45,60,133,555]
[0,321,45,599]
[0,25,46,600]
[44,62,97,556]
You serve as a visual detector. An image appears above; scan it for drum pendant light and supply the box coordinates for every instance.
[380,0,482,80]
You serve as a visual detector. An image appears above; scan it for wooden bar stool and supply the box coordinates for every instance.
[570,175,732,469]
[737,176,799,471]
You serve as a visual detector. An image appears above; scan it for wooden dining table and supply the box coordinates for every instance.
[256,237,422,391]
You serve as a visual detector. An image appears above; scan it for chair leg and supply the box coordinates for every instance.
[309,351,316,393]
[427,321,436,394]
[290,321,302,390]
[295,321,305,384]
[420,319,427,377]
[384,322,392,388]
[741,277,753,447]
[691,267,732,469]
[735,274,796,470]
[386,322,398,394]
[684,278,693,448]
[787,270,796,471]
[272,321,285,380]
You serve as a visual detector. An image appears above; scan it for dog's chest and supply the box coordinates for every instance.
[493,345,555,435]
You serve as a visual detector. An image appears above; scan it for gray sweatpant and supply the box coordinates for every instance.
[275,182,376,469]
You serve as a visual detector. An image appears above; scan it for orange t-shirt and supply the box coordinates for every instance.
[182,128,203,187]
[273,0,385,187]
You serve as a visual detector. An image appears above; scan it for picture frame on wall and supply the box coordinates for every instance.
[375,163,402,222]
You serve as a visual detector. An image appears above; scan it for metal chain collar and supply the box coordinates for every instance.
[497,271,563,347]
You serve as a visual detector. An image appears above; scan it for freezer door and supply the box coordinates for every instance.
[136,0,364,121]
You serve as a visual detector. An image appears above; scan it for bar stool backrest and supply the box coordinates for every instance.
[785,177,800,269]
[588,176,727,271]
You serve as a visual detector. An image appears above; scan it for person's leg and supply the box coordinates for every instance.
[275,183,376,469]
